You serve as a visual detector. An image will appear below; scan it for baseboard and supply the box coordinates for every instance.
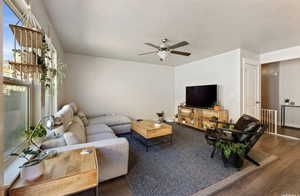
[192,154,278,196]
[272,133,300,141]
[282,123,300,129]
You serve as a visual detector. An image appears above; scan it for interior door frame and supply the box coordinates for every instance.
[241,58,261,119]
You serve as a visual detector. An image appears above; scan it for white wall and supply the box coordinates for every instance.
[279,59,300,128]
[63,53,175,120]
[174,49,242,121]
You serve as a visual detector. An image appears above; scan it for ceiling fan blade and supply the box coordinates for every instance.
[138,51,157,55]
[168,41,189,49]
[145,43,160,49]
[171,50,191,56]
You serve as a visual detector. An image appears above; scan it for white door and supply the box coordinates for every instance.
[242,58,261,119]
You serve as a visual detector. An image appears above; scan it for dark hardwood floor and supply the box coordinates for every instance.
[277,126,300,139]
[81,133,300,196]
[215,134,300,196]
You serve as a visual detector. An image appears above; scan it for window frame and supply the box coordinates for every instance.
[3,77,32,168]
[3,0,59,167]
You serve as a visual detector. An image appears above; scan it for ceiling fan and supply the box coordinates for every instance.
[139,38,191,61]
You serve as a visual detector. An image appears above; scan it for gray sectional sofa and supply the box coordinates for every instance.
[43,103,131,182]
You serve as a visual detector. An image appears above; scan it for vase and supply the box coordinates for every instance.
[21,161,44,181]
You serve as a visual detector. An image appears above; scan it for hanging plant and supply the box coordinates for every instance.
[35,35,55,88]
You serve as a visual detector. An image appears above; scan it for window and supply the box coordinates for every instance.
[3,2,21,78]
[3,80,30,158]
[3,2,30,163]
[3,1,59,163]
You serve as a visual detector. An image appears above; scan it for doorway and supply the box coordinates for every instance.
[242,58,261,119]
[261,59,300,139]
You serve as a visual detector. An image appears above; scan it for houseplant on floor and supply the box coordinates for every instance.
[10,116,55,181]
[216,140,248,168]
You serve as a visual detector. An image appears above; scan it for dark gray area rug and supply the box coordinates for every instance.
[122,123,238,196]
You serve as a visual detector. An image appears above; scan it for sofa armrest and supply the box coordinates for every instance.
[49,138,129,182]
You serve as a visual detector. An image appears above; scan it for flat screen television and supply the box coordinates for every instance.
[186,85,217,108]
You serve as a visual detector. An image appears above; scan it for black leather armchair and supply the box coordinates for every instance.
[205,114,267,166]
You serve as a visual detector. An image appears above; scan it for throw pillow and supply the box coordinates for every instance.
[56,105,74,131]
[78,111,89,127]
[68,119,86,143]
[68,102,78,114]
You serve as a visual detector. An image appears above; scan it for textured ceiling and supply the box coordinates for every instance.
[43,0,300,66]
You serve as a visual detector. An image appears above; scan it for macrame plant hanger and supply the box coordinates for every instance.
[9,1,43,82]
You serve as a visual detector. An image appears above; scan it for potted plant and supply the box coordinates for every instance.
[156,111,165,123]
[284,99,290,105]
[10,123,49,181]
[216,141,248,168]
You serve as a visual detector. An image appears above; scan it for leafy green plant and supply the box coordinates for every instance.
[10,147,48,168]
[25,124,47,139]
[10,123,48,168]
[216,141,248,159]
[37,35,53,88]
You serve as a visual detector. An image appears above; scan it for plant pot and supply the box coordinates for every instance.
[222,152,244,168]
[21,161,44,181]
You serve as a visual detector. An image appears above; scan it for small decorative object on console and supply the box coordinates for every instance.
[214,105,221,111]
[284,99,290,105]
[156,111,165,123]
[154,122,162,128]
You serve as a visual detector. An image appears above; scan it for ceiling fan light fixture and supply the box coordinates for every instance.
[157,50,169,61]
[139,39,190,61]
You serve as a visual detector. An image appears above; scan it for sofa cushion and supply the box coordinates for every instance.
[87,132,117,142]
[64,132,81,145]
[41,137,66,149]
[73,115,85,129]
[111,124,131,134]
[89,114,131,126]
[55,105,74,131]
[86,123,114,136]
[68,117,86,143]
[68,102,78,114]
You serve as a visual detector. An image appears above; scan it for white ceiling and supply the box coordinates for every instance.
[43,0,300,66]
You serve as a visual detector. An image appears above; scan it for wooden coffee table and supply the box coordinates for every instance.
[9,147,99,196]
[131,120,173,151]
